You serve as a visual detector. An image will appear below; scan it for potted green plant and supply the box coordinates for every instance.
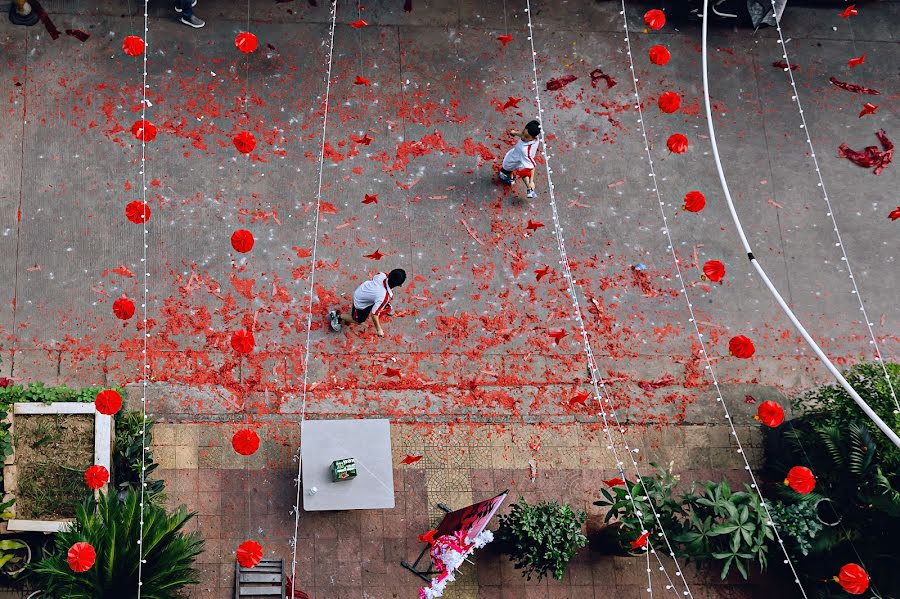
[495,497,587,581]
[0,537,31,577]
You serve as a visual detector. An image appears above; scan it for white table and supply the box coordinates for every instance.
[300,419,395,511]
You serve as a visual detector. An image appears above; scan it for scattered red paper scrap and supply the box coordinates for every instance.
[545,75,577,91]
[858,103,878,118]
[548,329,566,344]
[364,249,384,260]
[362,194,378,204]
[354,75,371,86]
[839,5,857,18]
[501,96,521,111]
[526,219,545,232]
[350,19,368,28]
[889,207,900,221]
[497,33,512,46]
[847,54,866,68]
[829,76,880,95]
[772,60,798,71]
[569,391,590,406]
[838,129,893,175]
[400,455,423,465]
[534,265,550,281]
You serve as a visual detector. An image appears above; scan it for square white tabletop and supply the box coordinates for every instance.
[301,418,395,511]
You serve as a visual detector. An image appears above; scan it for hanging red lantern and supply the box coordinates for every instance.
[95,389,123,416]
[702,260,725,283]
[683,190,706,212]
[666,133,688,154]
[785,466,816,494]
[754,400,784,427]
[232,429,260,456]
[84,465,110,490]
[67,542,96,573]
[112,297,135,320]
[130,119,157,142]
[235,32,258,54]
[230,330,255,354]
[231,229,255,253]
[728,335,755,359]
[648,45,670,65]
[125,200,151,224]
[122,35,145,56]
[658,91,680,114]
[836,563,869,595]
[644,9,666,30]
[233,130,256,154]
[236,540,263,568]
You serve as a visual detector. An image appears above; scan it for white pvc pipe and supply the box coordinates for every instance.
[700,0,900,448]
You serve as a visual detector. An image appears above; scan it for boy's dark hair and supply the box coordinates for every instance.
[387,269,407,288]
[525,120,542,137]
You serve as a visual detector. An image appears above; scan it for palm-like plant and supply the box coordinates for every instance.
[31,489,204,599]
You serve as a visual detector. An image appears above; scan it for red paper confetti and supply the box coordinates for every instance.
[545,75,578,91]
[130,120,157,142]
[231,229,255,253]
[501,97,521,111]
[785,466,815,494]
[233,131,257,154]
[362,194,378,204]
[526,219,545,232]
[702,260,725,283]
[232,429,260,456]
[364,249,384,260]
[755,400,785,428]
[889,207,900,221]
[589,68,617,90]
[728,335,755,359]
[122,36,145,56]
[829,76,880,95]
[125,201,151,224]
[744,394,757,404]
[235,32,258,54]
[858,103,878,118]
[236,541,263,568]
[112,297,135,320]
[666,133,688,154]
[352,133,374,145]
[648,45,670,65]
[658,91,680,114]
[603,477,625,487]
[569,391,590,406]
[838,129,893,175]
[534,265,550,281]
[548,329,566,344]
[839,5,857,18]
[67,542,96,573]
[497,34,513,46]
[630,532,649,549]
[417,529,437,544]
[837,564,869,595]
[400,455,423,465]
[354,75,371,86]
[644,9,665,30]
[384,368,402,378]
[683,190,706,212]
[350,19,368,28]
[772,60,798,71]
[847,54,866,68]
[95,389,123,416]
[84,465,110,490]
[230,330,255,354]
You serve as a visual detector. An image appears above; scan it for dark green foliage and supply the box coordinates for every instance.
[495,497,587,581]
[114,412,164,502]
[31,489,203,599]
[766,500,822,557]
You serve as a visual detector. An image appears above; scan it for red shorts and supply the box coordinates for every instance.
[514,168,534,178]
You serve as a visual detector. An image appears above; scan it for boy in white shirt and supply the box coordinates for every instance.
[499,120,541,199]
[328,269,406,337]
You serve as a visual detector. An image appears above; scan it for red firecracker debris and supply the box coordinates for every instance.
[350,19,368,28]
[362,194,378,204]
[364,249,384,260]
[354,75,371,86]
[838,129,893,175]
[526,219,545,231]
[889,207,900,221]
[400,455,423,465]
[497,34,512,46]
[847,54,865,68]
[501,97,521,110]
[534,265,550,281]
[545,75,577,91]
[829,76,880,95]
[839,5,857,18]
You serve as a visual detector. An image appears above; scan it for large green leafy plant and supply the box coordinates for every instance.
[32,489,203,599]
[495,497,587,581]
[114,412,165,502]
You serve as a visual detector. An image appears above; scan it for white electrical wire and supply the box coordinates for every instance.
[524,3,692,595]
[765,0,898,415]
[289,0,338,587]
[698,1,900,449]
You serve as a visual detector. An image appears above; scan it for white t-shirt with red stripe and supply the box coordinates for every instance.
[352,272,392,315]
[502,138,539,172]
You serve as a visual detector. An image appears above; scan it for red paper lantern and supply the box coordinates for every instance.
[666,133,688,154]
[122,36,145,56]
[95,389,123,416]
[130,119,157,142]
[231,229,254,253]
[630,531,649,549]
[230,330,255,354]
[67,542,96,573]
[112,297,135,320]
[658,91,680,114]
[84,465,110,490]
[236,540,263,568]
[755,400,784,428]
[648,45,670,66]
[702,260,725,283]
[683,190,706,212]
[644,9,666,30]
[233,130,256,154]
[235,32,258,54]
[232,429,260,456]
[836,563,869,595]
[785,466,816,494]
[125,200,151,224]
[728,335,755,359]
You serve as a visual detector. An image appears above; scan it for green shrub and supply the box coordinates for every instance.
[495,497,587,581]
[114,412,165,503]
[766,500,822,557]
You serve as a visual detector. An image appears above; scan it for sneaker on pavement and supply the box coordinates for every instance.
[328,310,341,332]
[498,171,515,185]
[180,14,205,27]
[526,188,537,199]
[174,0,198,12]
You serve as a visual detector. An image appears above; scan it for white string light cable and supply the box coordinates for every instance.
[617,2,810,594]
[289,0,338,587]
[766,0,898,415]
[698,0,900,448]
[523,3,692,596]
[136,0,150,595]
